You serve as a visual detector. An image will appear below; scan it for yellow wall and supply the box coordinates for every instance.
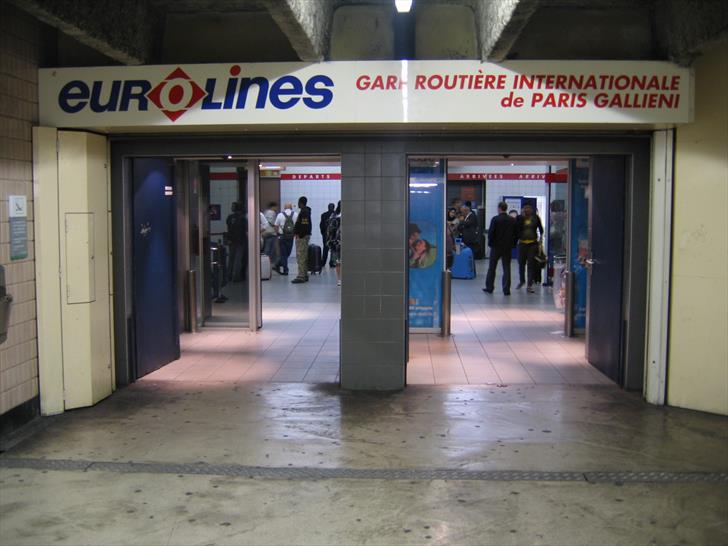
[668,39,728,415]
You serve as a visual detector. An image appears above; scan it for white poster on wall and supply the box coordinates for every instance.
[38,60,692,131]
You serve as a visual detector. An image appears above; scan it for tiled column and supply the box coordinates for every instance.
[0,3,41,417]
[340,144,407,390]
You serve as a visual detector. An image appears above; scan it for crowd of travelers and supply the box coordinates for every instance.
[445,199,545,296]
[256,198,342,286]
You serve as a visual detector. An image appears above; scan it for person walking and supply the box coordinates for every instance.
[273,202,297,275]
[483,202,518,295]
[516,204,544,293]
[291,196,312,284]
[320,202,336,267]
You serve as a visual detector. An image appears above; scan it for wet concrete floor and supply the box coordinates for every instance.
[1,381,727,545]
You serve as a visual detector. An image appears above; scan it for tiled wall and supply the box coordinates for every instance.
[0,3,40,415]
[280,169,341,249]
[340,145,406,390]
[208,165,239,237]
[484,179,548,219]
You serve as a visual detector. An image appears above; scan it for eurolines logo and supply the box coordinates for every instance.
[57,65,335,121]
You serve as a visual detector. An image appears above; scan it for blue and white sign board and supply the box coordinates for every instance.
[408,163,445,332]
[38,61,692,131]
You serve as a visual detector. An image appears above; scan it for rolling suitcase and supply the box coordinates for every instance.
[451,246,475,279]
[308,244,323,274]
[260,254,272,281]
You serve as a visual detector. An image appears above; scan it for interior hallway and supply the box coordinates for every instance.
[409,262,610,385]
[144,262,342,384]
[148,257,608,386]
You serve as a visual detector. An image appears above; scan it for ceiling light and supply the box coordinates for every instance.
[395,0,412,13]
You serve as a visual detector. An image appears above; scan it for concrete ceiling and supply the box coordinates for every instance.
[10,0,728,67]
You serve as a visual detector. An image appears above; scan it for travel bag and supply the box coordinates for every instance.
[261,254,272,281]
[308,244,323,274]
[451,246,475,279]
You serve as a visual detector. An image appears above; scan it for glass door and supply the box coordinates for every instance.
[196,160,250,328]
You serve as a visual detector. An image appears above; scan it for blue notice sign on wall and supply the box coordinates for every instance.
[408,161,445,331]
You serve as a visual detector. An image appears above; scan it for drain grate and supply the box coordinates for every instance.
[1,457,726,484]
[584,471,728,484]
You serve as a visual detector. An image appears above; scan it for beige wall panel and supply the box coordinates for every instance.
[668,40,728,415]
[32,126,64,415]
[57,131,112,409]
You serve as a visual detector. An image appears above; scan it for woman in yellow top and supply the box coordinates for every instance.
[516,204,544,293]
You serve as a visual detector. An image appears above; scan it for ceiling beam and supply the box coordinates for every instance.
[8,0,160,65]
[477,0,540,62]
[655,0,728,65]
[262,0,333,62]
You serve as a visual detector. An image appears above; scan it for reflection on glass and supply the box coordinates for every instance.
[549,175,568,311]
[201,163,249,326]
[569,158,590,332]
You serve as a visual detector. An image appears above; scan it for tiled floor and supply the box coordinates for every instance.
[143,261,341,384]
[408,264,611,386]
[144,258,611,386]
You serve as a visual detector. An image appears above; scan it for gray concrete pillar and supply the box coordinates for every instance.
[339,145,407,390]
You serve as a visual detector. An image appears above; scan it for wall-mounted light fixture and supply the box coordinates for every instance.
[395,0,412,13]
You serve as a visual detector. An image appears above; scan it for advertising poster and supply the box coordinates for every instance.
[408,161,445,331]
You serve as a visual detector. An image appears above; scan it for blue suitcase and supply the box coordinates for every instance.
[451,246,475,279]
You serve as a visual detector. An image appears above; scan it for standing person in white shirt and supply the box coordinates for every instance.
[273,202,297,275]
[260,201,278,261]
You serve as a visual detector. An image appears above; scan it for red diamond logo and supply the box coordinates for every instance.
[147,68,206,122]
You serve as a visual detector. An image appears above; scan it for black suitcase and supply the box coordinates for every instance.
[308,244,323,274]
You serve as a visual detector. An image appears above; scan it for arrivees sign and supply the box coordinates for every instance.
[39,60,692,130]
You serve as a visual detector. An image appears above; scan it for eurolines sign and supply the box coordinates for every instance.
[38,60,693,130]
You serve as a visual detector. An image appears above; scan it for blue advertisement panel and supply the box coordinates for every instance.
[570,160,590,330]
[408,161,445,331]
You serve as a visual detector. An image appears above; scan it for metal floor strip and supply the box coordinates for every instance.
[1,458,727,483]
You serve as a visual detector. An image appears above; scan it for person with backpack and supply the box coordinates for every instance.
[291,196,312,284]
[274,202,297,275]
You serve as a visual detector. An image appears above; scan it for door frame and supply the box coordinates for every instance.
[247,161,262,330]
[110,134,651,392]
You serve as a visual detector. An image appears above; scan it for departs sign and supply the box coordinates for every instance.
[38,60,692,130]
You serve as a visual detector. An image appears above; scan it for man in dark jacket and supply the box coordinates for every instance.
[292,196,312,284]
[483,202,518,295]
[320,203,336,267]
[459,203,480,273]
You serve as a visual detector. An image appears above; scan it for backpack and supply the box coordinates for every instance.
[281,212,295,237]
